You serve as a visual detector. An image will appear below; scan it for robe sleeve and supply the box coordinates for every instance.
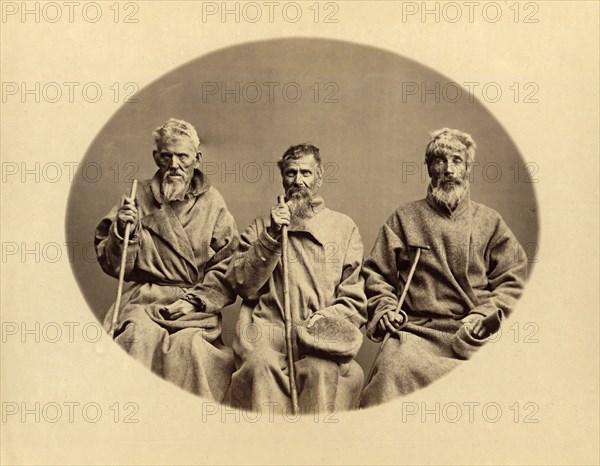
[362,218,405,342]
[225,219,282,301]
[313,224,367,328]
[183,205,240,314]
[468,217,528,319]
[94,205,142,281]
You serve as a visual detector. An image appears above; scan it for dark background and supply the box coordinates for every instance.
[66,38,538,373]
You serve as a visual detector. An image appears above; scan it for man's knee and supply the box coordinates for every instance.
[114,317,162,346]
[342,359,364,385]
[239,347,281,377]
[300,355,338,376]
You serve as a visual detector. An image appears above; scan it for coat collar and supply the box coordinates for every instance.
[150,169,211,205]
[425,184,471,219]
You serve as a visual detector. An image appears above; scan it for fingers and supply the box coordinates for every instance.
[385,318,401,335]
[272,204,291,222]
[471,321,489,339]
[160,300,194,321]
[118,210,137,224]
[461,314,492,339]
[269,204,291,236]
[117,196,138,228]
[160,302,173,313]
[120,195,136,207]
[306,314,324,329]
[380,314,401,336]
[177,300,196,314]
[387,311,405,327]
[378,309,407,336]
[274,202,291,215]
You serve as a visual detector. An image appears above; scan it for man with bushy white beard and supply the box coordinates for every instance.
[95,118,238,401]
[225,144,367,414]
[359,128,528,407]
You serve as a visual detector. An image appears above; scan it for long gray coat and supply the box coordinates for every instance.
[95,170,239,401]
[225,197,367,413]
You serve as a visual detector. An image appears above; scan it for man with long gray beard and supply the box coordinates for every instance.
[225,144,367,414]
[95,118,238,401]
[359,128,527,407]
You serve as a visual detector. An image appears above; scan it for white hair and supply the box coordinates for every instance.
[152,118,201,151]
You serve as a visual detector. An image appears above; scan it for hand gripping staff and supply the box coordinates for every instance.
[277,195,299,415]
[109,179,138,338]
[365,244,430,386]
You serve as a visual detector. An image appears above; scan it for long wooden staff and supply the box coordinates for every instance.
[109,179,138,338]
[365,245,428,385]
[278,194,299,415]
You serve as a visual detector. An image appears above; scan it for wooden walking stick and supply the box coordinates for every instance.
[365,245,429,386]
[278,194,299,415]
[109,179,139,338]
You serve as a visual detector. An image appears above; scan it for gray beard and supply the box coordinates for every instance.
[287,190,312,219]
[430,179,469,211]
[162,177,188,202]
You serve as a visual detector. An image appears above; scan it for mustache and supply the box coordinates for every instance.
[441,175,463,183]
[436,176,466,190]
[286,186,311,196]
[163,169,187,179]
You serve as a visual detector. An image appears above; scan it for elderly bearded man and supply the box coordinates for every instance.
[359,128,527,407]
[95,118,239,401]
[225,144,367,414]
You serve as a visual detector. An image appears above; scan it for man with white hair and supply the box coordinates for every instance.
[95,118,238,401]
[359,128,528,407]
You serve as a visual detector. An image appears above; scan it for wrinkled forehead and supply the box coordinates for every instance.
[282,153,318,170]
[436,149,467,160]
[156,136,197,155]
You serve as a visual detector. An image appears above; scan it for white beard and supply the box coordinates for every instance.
[162,176,188,202]
[430,179,469,211]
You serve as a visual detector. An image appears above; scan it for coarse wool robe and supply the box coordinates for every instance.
[95,170,239,401]
[359,189,527,407]
[225,197,368,414]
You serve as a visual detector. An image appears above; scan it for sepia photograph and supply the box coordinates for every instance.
[65,38,538,413]
[1,1,598,465]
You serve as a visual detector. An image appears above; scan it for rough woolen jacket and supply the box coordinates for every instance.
[363,189,528,341]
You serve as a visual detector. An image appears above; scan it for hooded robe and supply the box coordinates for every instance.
[95,170,238,401]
